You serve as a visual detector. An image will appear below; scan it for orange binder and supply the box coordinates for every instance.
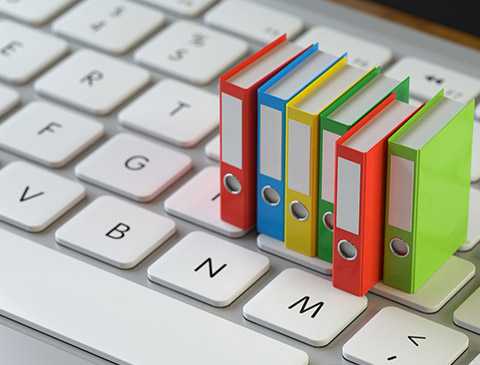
[333,93,419,296]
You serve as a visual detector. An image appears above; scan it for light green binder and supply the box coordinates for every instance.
[316,71,410,262]
[383,89,474,293]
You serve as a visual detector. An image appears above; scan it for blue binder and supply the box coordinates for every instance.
[256,44,344,241]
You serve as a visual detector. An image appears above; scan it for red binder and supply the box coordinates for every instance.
[332,93,419,296]
[219,35,305,229]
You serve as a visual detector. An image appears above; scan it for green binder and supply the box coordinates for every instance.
[383,90,474,293]
[316,71,410,262]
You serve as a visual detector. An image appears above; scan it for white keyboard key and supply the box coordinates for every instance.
[135,21,247,85]
[454,286,480,335]
[144,0,216,17]
[0,229,309,365]
[205,0,303,44]
[0,20,68,84]
[119,79,218,147]
[472,122,480,182]
[56,196,175,269]
[35,50,150,115]
[0,161,85,232]
[296,26,392,68]
[53,0,165,55]
[0,102,103,167]
[409,98,423,108]
[76,133,191,202]
[164,167,248,238]
[344,307,469,365]
[459,188,480,252]
[149,231,269,307]
[0,84,19,117]
[244,268,367,347]
[205,134,220,161]
[387,57,480,103]
[470,355,480,365]
[0,0,75,25]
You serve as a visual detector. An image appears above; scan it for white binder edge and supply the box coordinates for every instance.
[321,130,341,203]
[287,119,311,195]
[259,105,283,180]
[388,155,414,232]
[336,157,361,235]
[221,93,243,169]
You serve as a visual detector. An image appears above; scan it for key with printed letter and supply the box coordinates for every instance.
[56,196,176,269]
[35,50,150,115]
[296,26,393,68]
[243,268,367,347]
[0,20,68,84]
[0,101,104,167]
[387,57,480,103]
[0,228,309,365]
[0,0,75,25]
[0,161,85,232]
[135,21,248,85]
[164,167,249,238]
[75,133,192,202]
[53,0,165,54]
[344,307,469,364]
[119,79,218,147]
[143,0,216,17]
[204,0,303,43]
[148,231,269,307]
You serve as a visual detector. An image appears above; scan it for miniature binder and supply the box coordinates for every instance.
[332,94,419,296]
[257,44,342,241]
[220,35,305,229]
[317,73,410,262]
[284,59,369,256]
[383,90,474,293]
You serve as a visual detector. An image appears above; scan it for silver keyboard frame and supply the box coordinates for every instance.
[0,0,479,364]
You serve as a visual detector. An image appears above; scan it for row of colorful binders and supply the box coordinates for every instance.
[219,35,474,297]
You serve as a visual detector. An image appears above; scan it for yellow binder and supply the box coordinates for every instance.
[284,58,369,256]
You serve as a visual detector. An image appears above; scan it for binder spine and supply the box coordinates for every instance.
[383,144,417,293]
[220,85,254,229]
[316,67,382,262]
[257,92,285,241]
[284,108,318,256]
[332,146,364,295]
[317,121,349,262]
[220,34,306,230]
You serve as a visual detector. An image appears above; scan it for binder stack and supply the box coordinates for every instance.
[333,93,419,296]
[284,59,369,257]
[220,35,305,230]
[383,90,474,293]
[317,72,410,262]
[218,35,475,298]
[257,44,342,241]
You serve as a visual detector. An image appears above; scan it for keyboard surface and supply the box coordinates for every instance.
[0,0,479,364]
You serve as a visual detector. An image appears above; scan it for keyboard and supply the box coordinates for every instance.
[0,0,479,364]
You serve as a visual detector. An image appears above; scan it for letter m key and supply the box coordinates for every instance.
[288,296,324,318]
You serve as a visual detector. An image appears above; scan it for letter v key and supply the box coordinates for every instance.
[20,186,44,202]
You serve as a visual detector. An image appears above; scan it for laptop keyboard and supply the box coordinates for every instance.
[0,0,479,364]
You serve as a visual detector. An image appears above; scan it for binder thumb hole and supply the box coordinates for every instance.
[261,186,281,206]
[289,201,309,221]
[389,238,410,258]
[223,173,242,194]
[322,212,334,231]
[338,240,358,261]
